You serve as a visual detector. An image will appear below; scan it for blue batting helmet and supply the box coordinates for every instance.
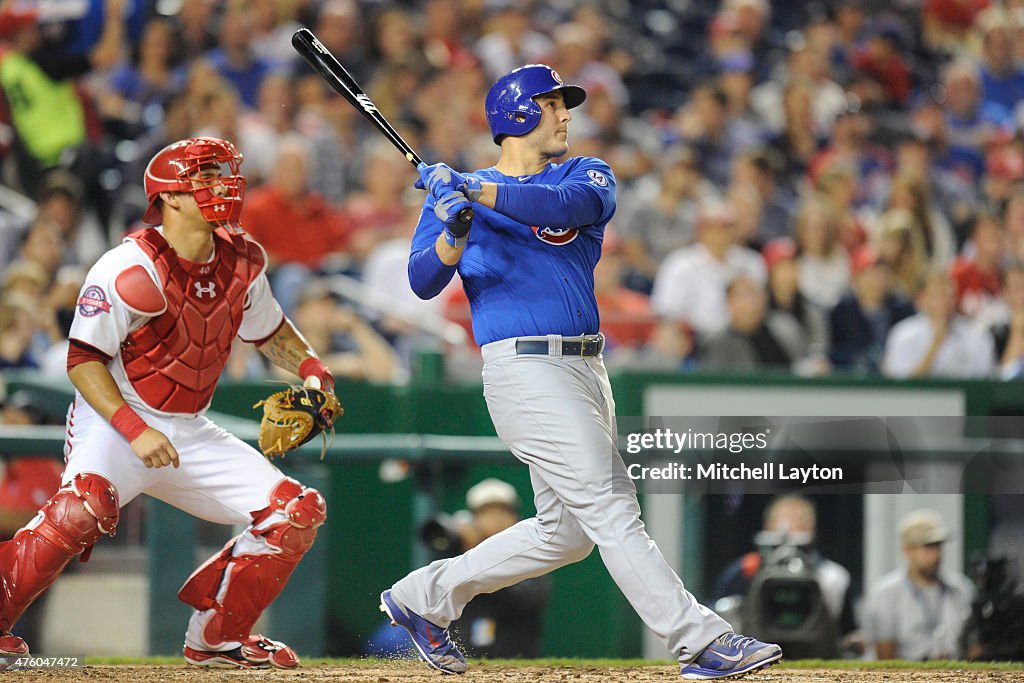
[485,64,586,145]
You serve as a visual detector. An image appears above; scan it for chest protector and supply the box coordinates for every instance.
[121,228,265,414]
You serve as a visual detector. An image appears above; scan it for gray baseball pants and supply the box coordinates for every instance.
[391,337,730,661]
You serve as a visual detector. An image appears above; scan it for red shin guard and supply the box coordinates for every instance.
[178,478,327,645]
[0,473,119,632]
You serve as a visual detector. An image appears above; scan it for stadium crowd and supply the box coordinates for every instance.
[1,0,1023,384]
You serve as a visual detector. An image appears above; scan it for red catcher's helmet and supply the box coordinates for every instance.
[143,137,246,232]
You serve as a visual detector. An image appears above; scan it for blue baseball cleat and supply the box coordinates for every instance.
[379,590,467,674]
[680,632,782,680]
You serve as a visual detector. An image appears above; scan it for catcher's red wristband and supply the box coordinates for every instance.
[299,357,335,392]
[111,404,149,443]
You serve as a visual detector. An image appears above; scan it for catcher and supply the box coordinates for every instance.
[0,137,342,668]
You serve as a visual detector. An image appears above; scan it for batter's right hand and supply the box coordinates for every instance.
[130,428,180,469]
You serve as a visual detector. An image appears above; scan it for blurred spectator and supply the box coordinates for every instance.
[885,174,957,268]
[243,134,350,267]
[732,150,798,243]
[616,146,714,293]
[923,0,991,55]
[15,219,62,285]
[35,170,107,269]
[174,0,217,55]
[241,135,351,314]
[593,233,654,350]
[941,59,1012,178]
[814,159,869,252]
[700,274,804,372]
[829,246,915,373]
[863,509,974,661]
[294,73,363,205]
[195,86,278,184]
[205,3,272,108]
[250,0,301,71]
[893,135,974,247]
[990,264,1024,379]
[750,45,847,138]
[763,238,828,371]
[0,293,39,369]
[882,268,995,378]
[852,19,911,108]
[344,143,416,260]
[36,265,85,378]
[651,200,766,339]
[675,84,761,189]
[766,80,822,190]
[606,319,697,373]
[285,280,398,385]
[813,107,890,212]
[98,16,184,139]
[982,144,1024,209]
[877,208,928,298]
[951,211,1003,320]
[474,6,552,82]
[793,197,851,310]
[1004,189,1024,263]
[0,0,121,198]
[312,0,369,82]
[729,184,765,250]
[550,22,629,110]
[978,15,1024,114]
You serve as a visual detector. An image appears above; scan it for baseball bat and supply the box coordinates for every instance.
[291,28,474,226]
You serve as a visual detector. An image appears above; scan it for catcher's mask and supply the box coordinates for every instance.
[143,137,247,233]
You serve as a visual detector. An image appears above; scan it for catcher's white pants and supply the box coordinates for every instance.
[391,339,731,662]
[61,395,290,651]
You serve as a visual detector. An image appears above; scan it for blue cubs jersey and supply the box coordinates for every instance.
[409,157,616,345]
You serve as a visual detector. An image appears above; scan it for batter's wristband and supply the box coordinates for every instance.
[111,405,148,443]
[299,357,335,392]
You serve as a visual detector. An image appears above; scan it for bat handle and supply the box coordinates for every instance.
[456,207,474,226]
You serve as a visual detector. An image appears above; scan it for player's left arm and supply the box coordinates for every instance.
[240,273,335,391]
[467,160,616,229]
[254,319,335,391]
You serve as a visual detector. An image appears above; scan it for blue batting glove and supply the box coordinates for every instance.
[460,175,482,202]
[415,162,467,197]
[434,190,472,247]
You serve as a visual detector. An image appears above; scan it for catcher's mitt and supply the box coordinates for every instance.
[254,387,343,458]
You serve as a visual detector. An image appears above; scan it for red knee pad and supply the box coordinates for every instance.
[178,479,326,645]
[0,473,119,631]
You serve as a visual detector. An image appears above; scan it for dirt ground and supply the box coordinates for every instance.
[0,663,1020,683]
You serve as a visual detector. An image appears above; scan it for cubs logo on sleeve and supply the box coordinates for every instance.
[77,286,111,317]
[531,226,579,245]
[587,169,608,187]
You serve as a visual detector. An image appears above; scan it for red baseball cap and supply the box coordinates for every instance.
[762,237,797,270]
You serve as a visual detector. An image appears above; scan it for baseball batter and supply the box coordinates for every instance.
[0,137,339,668]
[379,66,782,680]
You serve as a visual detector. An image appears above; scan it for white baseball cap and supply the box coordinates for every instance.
[466,479,520,511]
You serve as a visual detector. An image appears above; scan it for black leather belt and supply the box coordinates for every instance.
[515,335,605,357]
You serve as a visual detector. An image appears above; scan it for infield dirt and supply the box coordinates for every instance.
[0,663,1020,682]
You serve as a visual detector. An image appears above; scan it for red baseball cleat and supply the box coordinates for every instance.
[183,635,299,669]
[0,633,28,656]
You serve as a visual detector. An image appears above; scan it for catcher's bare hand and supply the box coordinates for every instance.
[130,428,180,469]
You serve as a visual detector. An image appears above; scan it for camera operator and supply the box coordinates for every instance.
[714,495,854,637]
[863,509,974,661]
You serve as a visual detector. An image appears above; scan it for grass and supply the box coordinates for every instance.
[83,656,1024,670]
